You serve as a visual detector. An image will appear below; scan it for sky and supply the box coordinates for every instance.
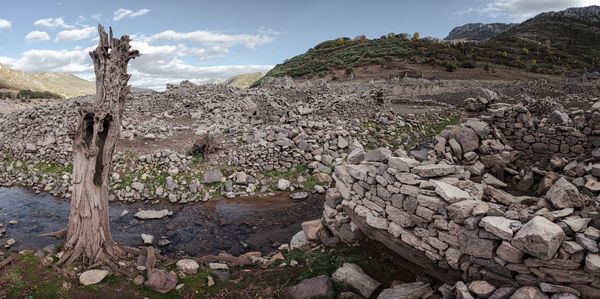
[0,0,598,90]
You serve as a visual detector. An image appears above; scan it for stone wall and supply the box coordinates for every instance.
[468,96,600,159]
[323,113,600,297]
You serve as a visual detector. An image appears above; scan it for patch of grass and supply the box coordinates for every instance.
[262,163,309,179]
[302,175,320,192]
[284,247,362,281]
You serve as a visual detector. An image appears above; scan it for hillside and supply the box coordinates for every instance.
[222,72,264,89]
[264,6,600,80]
[485,6,600,73]
[0,63,95,99]
[444,23,516,41]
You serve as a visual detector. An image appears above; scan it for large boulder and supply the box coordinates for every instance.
[332,263,381,298]
[282,276,335,299]
[511,216,565,260]
[546,177,583,209]
[451,126,480,153]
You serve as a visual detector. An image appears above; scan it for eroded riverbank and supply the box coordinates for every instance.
[0,187,323,257]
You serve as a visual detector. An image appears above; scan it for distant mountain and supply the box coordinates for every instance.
[222,72,264,89]
[444,23,516,42]
[0,63,95,99]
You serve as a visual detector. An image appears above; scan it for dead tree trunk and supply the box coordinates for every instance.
[52,25,139,269]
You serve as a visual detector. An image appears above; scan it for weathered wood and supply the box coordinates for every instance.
[52,25,139,269]
[344,206,463,283]
[0,254,18,269]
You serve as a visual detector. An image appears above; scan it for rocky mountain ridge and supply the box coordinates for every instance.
[444,23,516,41]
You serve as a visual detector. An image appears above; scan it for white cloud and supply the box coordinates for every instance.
[148,28,277,49]
[91,14,102,22]
[113,8,150,21]
[457,0,599,20]
[25,31,51,43]
[34,17,73,29]
[56,26,96,42]
[0,56,16,65]
[8,48,92,73]
[0,18,11,31]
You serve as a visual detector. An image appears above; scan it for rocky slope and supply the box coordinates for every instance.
[0,63,95,99]
[444,23,516,41]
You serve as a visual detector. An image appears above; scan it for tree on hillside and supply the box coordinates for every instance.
[412,32,420,41]
[44,25,139,271]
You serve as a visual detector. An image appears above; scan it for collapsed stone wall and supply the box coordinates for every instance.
[323,105,600,297]
[466,95,600,160]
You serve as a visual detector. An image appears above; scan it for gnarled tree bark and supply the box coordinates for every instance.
[50,25,139,270]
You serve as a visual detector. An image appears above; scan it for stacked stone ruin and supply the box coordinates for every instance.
[322,96,600,298]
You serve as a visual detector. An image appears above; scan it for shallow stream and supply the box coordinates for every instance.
[0,187,323,257]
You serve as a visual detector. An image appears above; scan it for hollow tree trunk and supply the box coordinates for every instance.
[55,25,139,269]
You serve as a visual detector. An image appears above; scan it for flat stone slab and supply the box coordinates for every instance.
[134,209,173,220]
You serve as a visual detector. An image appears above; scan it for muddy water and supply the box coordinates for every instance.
[0,187,323,257]
[390,103,442,115]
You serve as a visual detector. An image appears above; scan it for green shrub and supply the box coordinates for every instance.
[443,61,458,72]
[460,61,477,68]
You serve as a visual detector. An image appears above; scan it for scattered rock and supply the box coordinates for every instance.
[79,269,109,286]
[332,263,381,298]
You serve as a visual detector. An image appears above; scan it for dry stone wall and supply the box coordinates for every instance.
[467,96,600,159]
[323,102,600,298]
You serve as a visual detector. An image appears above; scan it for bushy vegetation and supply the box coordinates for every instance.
[17,89,63,99]
[264,16,600,80]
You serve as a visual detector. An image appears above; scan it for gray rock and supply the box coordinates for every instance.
[283,276,334,299]
[364,148,392,162]
[141,233,154,245]
[451,126,480,153]
[347,148,365,164]
[585,254,600,275]
[412,164,458,178]
[430,179,472,203]
[145,268,178,294]
[546,177,583,209]
[509,286,549,299]
[202,170,224,184]
[479,216,521,240]
[278,179,291,190]
[511,216,565,260]
[377,281,432,299]
[447,200,480,220]
[176,259,199,274]
[332,263,381,298]
[290,231,309,250]
[134,209,173,220]
[468,280,496,298]
[79,269,109,286]
[290,192,308,200]
[302,219,324,242]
